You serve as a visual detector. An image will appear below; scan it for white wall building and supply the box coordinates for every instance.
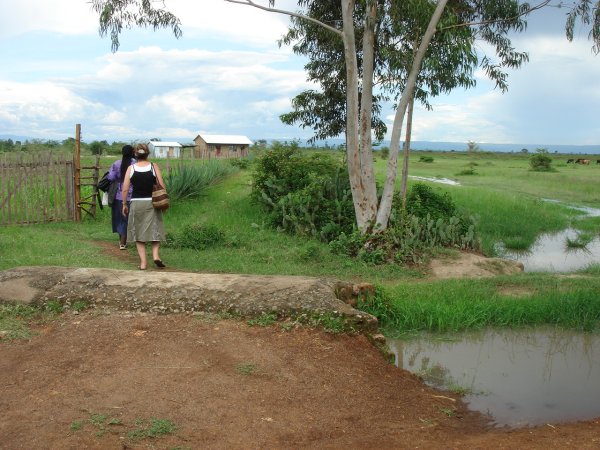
[148,141,182,159]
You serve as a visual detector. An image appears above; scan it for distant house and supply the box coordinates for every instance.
[193,134,252,159]
[148,141,182,159]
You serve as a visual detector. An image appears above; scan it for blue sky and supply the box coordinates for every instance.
[1,0,599,146]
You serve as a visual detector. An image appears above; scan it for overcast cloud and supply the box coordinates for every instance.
[0,1,599,146]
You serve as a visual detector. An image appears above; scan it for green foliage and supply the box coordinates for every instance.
[328,183,478,264]
[379,147,390,159]
[165,161,237,201]
[170,223,226,250]
[361,282,600,334]
[45,300,63,313]
[252,144,355,242]
[235,362,256,375]
[89,140,107,155]
[228,157,252,170]
[529,148,553,171]
[403,183,458,222]
[127,418,176,440]
[247,313,277,327]
[0,304,40,340]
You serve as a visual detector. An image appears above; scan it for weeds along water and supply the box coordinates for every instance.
[361,278,600,335]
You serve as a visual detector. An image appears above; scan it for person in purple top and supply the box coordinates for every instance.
[107,145,135,249]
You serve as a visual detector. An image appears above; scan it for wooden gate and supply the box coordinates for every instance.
[0,152,75,225]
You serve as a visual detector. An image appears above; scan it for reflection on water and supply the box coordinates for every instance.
[408,176,460,186]
[388,328,600,428]
[499,228,600,272]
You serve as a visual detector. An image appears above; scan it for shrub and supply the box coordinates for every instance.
[252,145,355,242]
[172,223,225,250]
[228,157,251,170]
[419,156,434,163]
[402,183,457,222]
[379,147,390,159]
[529,148,553,171]
[328,184,480,265]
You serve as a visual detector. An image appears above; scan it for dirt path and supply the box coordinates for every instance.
[1,312,598,450]
[1,245,598,449]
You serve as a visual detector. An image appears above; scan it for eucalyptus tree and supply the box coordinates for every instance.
[228,0,533,232]
[278,0,480,206]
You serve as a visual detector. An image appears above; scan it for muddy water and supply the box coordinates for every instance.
[499,228,600,272]
[388,328,600,428]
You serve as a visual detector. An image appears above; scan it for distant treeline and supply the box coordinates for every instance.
[0,138,132,155]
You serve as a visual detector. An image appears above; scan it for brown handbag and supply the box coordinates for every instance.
[151,164,170,211]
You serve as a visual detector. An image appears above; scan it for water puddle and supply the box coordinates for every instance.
[408,176,461,186]
[541,198,600,217]
[498,228,600,272]
[497,199,600,272]
[388,328,600,428]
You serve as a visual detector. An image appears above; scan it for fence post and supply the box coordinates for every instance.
[74,124,81,222]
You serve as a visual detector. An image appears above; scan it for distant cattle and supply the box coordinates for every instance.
[567,159,575,163]
[596,159,600,165]
[576,158,591,165]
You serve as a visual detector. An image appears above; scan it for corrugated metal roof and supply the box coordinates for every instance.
[197,134,253,145]
[149,141,182,147]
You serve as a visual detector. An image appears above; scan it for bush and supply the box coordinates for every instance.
[419,156,434,163]
[172,223,225,250]
[252,145,355,242]
[529,148,553,171]
[228,157,251,170]
[402,183,457,222]
[328,183,480,265]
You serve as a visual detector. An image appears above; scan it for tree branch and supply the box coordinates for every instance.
[223,0,343,37]
[439,0,552,31]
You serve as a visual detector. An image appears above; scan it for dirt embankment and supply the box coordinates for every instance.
[0,266,377,331]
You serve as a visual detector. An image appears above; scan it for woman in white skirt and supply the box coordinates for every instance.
[121,143,167,270]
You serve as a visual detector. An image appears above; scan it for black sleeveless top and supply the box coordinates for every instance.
[130,164,156,199]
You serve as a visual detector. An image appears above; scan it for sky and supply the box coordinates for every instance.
[0,0,599,147]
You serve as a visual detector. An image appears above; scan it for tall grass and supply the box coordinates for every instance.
[165,160,238,201]
[361,277,600,335]
[450,187,574,254]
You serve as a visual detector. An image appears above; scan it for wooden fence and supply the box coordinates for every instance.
[0,152,75,225]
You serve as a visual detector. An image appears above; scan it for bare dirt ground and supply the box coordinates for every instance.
[1,245,598,449]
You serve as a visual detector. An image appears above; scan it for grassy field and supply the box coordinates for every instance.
[2,150,600,334]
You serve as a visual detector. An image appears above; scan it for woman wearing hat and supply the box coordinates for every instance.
[107,144,135,250]
[121,143,167,270]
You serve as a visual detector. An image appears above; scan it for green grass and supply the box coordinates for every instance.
[235,362,257,375]
[360,275,600,334]
[127,418,176,440]
[0,304,58,340]
[3,150,600,336]
[69,412,175,442]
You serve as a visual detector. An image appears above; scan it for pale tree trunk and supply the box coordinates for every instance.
[357,0,379,228]
[375,0,448,231]
[400,96,414,209]
[341,0,374,232]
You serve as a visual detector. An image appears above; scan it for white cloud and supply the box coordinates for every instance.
[0,80,98,123]
[405,91,511,143]
[145,88,215,125]
[0,0,97,38]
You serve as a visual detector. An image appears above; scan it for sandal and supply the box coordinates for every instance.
[119,244,127,250]
[153,259,166,268]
